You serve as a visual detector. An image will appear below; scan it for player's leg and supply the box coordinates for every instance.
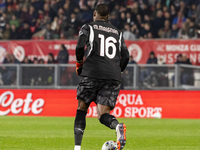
[96,80,126,150]
[74,77,98,150]
[97,104,126,150]
[96,80,121,130]
[74,99,89,150]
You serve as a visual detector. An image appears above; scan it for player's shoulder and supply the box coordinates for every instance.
[80,23,90,31]
[79,23,90,36]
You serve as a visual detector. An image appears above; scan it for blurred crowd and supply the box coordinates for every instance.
[0,0,199,40]
[121,50,194,89]
[139,51,194,88]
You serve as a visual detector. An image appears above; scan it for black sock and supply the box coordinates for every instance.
[74,110,87,145]
[99,113,119,129]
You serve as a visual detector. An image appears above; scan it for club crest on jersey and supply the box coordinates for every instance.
[93,25,98,29]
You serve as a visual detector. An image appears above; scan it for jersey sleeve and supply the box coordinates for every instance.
[76,24,90,62]
[120,36,129,72]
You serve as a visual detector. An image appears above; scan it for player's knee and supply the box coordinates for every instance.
[77,103,88,111]
[77,107,87,112]
[97,104,111,120]
[77,99,89,111]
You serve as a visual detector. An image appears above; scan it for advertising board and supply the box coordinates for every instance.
[0,90,199,119]
[1,40,200,65]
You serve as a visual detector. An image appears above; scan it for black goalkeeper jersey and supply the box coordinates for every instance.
[76,20,129,81]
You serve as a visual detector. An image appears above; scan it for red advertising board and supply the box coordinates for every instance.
[126,40,200,65]
[0,40,200,65]
[0,90,199,119]
[0,40,77,64]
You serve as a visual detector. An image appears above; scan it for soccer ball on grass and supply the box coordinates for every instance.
[101,140,117,150]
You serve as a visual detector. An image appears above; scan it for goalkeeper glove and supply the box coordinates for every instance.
[76,61,83,75]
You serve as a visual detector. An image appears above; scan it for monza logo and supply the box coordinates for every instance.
[128,44,142,63]
[0,91,45,116]
[13,45,25,62]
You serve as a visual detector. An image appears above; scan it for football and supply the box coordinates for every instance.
[153,111,162,119]
[101,140,117,150]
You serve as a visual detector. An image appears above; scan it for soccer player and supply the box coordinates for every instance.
[74,4,129,150]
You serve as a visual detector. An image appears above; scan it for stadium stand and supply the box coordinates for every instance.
[0,0,200,40]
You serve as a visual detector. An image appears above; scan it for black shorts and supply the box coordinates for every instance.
[77,77,121,109]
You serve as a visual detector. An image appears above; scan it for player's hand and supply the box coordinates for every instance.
[76,61,83,75]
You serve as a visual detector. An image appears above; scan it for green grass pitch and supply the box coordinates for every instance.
[0,116,200,150]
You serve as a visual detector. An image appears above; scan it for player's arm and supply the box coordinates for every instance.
[76,24,89,75]
[120,36,129,72]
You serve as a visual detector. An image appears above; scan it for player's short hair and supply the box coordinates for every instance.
[95,4,109,16]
